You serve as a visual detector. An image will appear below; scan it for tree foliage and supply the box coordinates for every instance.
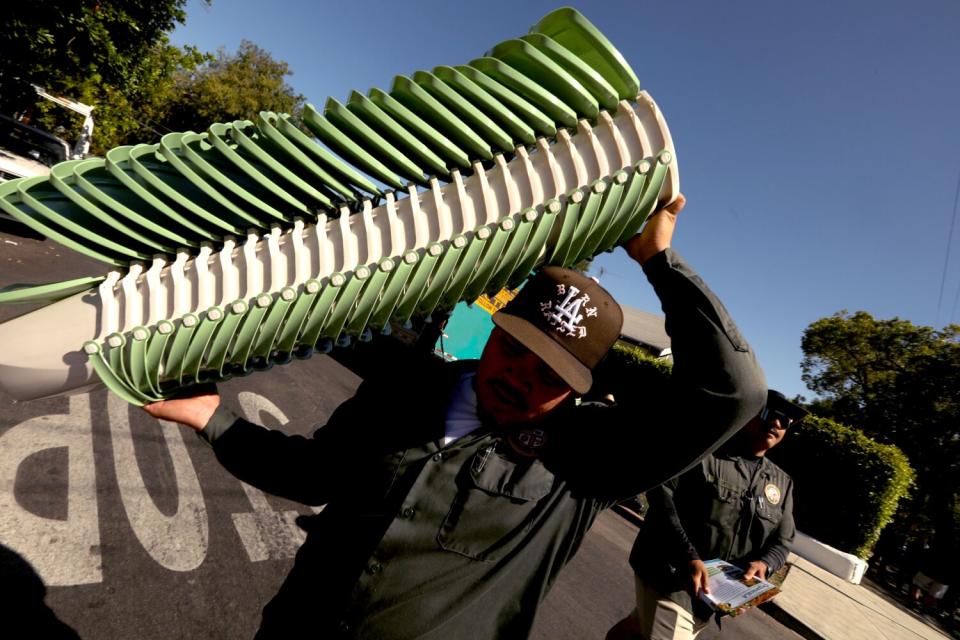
[0,1,189,113]
[800,311,959,572]
[0,2,304,155]
[160,41,305,135]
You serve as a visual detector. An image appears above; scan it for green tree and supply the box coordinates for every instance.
[159,40,305,134]
[1,3,303,155]
[800,311,959,570]
[0,1,201,153]
[64,42,210,154]
[0,1,190,114]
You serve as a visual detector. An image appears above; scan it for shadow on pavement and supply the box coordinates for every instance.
[0,543,82,639]
[0,217,44,240]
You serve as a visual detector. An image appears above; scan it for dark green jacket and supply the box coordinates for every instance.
[629,449,795,615]
[201,249,766,639]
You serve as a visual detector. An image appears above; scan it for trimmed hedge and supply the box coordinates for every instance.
[592,342,674,402]
[768,415,915,559]
[600,342,915,559]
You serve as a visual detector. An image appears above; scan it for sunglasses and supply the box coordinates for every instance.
[759,407,797,430]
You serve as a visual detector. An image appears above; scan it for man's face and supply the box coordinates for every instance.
[475,327,573,426]
[741,413,788,454]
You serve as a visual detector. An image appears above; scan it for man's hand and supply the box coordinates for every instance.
[688,558,711,597]
[623,194,686,265]
[743,560,769,581]
[142,385,221,432]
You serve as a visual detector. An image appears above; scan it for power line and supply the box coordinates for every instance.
[935,169,960,325]
[951,254,960,324]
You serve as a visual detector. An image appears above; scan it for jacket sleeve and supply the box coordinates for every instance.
[548,248,766,501]
[758,478,796,573]
[650,480,700,565]
[202,377,382,505]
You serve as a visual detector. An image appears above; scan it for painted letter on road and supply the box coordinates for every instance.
[109,393,208,571]
[0,395,102,585]
[232,392,308,562]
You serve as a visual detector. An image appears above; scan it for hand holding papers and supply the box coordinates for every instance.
[698,559,780,617]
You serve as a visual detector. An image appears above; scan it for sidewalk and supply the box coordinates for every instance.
[768,555,952,640]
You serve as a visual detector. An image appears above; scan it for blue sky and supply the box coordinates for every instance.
[171,0,960,399]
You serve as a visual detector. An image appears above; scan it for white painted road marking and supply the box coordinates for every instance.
[0,395,101,585]
[108,393,209,571]
[232,392,310,562]
[0,390,316,585]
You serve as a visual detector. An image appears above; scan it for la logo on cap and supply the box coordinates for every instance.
[540,284,598,339]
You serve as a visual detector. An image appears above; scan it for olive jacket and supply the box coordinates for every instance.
[629,448,796,616]
[200,249,766,639]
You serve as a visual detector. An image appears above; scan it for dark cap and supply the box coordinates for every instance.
[492,267,624,394]
[762,390,809,424]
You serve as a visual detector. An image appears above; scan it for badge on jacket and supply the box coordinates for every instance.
[508,427,548,458]
[764,483,781,505]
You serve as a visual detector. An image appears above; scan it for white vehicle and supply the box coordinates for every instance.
[0,114,71,181]
[0,85,94,182]
[0,86,94,227]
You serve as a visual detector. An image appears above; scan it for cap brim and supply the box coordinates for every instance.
[493,311,593,394]
[768,393,809,422]
[785,404,809,422]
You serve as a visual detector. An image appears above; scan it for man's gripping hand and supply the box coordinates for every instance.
[688,558,711,597]
[142,385,221,432]
[623,194,686,265]
[743,560,769,581]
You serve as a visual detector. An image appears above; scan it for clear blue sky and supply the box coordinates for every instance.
[171,0,960,400]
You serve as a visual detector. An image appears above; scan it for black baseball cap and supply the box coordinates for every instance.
[760,390,809,429]
[492,267,624,394]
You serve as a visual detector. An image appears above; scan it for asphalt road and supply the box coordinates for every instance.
[0,227,804,639]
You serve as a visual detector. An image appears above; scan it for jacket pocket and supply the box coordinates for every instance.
[705,481,740,530]
[755,503,784,538]
[437,449,554,562]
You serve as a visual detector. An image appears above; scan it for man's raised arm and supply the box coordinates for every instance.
[552,195,766,498]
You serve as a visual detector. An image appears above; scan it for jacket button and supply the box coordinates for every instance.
[367,562,382,575]
[432,453,443,462]
[338,621,350,633]
[401,507,415,519]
